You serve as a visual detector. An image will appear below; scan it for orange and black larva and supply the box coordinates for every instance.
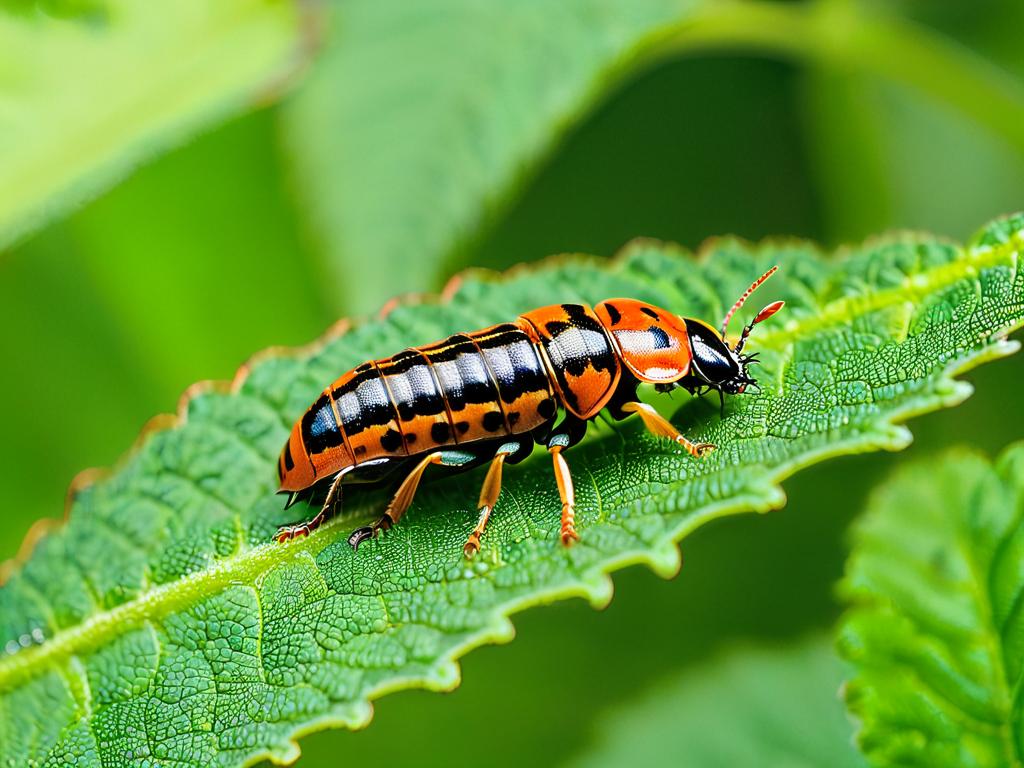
[276,267,784,556]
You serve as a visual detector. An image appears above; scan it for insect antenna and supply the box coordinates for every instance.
[734,300,785,354]
[720,265,780,338]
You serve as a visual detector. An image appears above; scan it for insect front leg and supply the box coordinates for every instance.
[348,449,477,551]
[620,401,715,457]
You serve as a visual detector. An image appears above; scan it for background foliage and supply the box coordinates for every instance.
[1,0,1023,766]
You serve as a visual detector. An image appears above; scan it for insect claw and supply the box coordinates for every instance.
[275,524,309,544]
[347,526,376,551]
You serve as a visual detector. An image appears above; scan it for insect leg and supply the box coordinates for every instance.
[547,434,579,546]
[348,449,477,551]
[620,401,715,458]
[464,441,522,558]
[275,469,346,544]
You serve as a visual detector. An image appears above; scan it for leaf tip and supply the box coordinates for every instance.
[643,541,682,580]
[426,660,462,692]
[876,422,914,452]
[580,572,615,609]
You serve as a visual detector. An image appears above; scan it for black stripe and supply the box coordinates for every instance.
[471,325,525,348]
[378,348,425,376]
[383,354,448,420]
[301,395,345,454]
[475,327,550,404]
[332,364,395,437]
[425,335,499,411]
[543,306,617,377]
[418,333,475,364]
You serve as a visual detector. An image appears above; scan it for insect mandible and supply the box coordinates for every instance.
[275,266,784,556]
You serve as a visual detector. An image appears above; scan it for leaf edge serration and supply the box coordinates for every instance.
[0,216,1022,767]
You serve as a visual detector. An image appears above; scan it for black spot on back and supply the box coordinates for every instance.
[649,325,671,350]
[380,428,403,453]
[538,398,556,419]
[431,422,451,444]
[640,306,660,320]
[605,303,621,325]
[482,411,504,432]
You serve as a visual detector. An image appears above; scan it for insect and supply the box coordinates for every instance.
[275,266,784,557]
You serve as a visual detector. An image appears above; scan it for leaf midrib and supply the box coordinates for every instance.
[0,232,1018,695]
[968,478,1024,767]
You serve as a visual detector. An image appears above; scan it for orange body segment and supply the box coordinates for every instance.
[594,299,692,383]
[517,304,621,419]
[278,419,317,492]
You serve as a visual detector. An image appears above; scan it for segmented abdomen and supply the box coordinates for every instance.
[292,323,558,483]
[518,303,621,419]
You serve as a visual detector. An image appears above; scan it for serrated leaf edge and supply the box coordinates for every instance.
[0,226,1020,767]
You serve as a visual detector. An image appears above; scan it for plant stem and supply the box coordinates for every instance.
[642,0,1024,154]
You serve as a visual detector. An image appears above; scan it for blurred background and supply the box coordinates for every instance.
[2,0,1023,765]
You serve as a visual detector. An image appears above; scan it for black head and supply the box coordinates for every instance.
[657,268,784,411]
[683,319,758,394]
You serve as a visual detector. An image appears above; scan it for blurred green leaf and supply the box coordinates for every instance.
[2,216,1024,766]
[0,0,305,248]
[0,107,328,564]
[803,44,1024,242]
[568,635,864,768]
[283,0,695,312]
[284,0,1024,313]
[839,442,1024,767]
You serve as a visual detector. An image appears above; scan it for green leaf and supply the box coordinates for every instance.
[0,0,304,249]
[282,0,693,312]
[283,0,1024,313]
[568,635,865,768]
[1,215,1024,767]
[839,441,1024,766]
